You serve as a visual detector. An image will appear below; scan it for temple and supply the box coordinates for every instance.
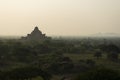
[21,26,50,40]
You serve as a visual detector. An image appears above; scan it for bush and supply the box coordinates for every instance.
[0,67,52,80]
[107,52,119,61]
[74,67,120,80]
[94,50,102,59]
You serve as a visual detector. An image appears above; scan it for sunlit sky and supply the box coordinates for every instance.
[0,0,120,36]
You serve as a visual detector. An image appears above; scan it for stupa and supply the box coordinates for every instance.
[21,26,49,40]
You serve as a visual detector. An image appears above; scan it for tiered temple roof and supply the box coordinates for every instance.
[21,26,50,40]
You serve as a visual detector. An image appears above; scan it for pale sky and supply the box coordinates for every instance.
[0,0,120,36]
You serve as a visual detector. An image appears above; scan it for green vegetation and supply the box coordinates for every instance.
[74,67,120,80]
[0,37,120,80]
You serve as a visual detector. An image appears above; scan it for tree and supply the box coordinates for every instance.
[100,44,120,61]
[107,52,119,61]
[0,44,9,60]
[0,67,52,80]
[100,44,120,53]
[94,50,102,59]
[74,67,120,80]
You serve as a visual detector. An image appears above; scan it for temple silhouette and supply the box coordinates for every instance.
[21,26,50,40]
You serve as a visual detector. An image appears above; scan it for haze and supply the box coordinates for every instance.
[0,0,120,36]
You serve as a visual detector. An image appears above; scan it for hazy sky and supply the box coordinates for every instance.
[0,0,120,36]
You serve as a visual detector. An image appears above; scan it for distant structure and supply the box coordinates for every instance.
[21,26,50,40]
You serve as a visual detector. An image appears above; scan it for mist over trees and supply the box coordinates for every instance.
[0,37,120,79]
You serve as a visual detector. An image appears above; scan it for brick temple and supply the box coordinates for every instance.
[21,26,50,40]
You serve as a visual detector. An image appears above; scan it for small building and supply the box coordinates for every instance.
[21,26,50,40]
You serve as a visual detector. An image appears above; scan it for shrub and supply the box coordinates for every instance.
[74,67,120,80]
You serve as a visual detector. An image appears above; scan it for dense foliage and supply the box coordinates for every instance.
[0,37,120,80]
[74,67,120,80]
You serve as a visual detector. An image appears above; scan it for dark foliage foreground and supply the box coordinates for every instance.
[0,66,51,80]
[74,67,120,80]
